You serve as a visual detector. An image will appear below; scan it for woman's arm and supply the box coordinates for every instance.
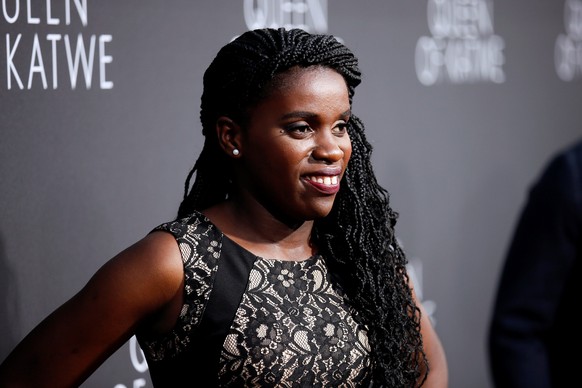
[0,231,183,387]
[414,287,448,388]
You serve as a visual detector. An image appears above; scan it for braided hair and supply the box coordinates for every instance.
[178,28,428,386]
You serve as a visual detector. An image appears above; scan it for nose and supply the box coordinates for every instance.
[311,131,345,163]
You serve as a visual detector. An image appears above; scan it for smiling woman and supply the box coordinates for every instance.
[223,65,352,222]
[0,27,448,387]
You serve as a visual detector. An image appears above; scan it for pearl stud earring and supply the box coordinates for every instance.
[232,148,240,156]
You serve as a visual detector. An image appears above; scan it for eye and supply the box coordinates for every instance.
[284,123,313,138]
[332,121,349,135]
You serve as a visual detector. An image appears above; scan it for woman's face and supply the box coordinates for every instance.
[236,66,352,223]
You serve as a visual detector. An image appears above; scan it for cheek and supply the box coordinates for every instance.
[259,142,306,178]
[274,141,309,164]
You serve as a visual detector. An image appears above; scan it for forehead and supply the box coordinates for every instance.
[247,66,351,124]
[259,66,350,109]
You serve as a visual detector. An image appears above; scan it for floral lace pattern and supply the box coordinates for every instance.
[219,255,372,387]
[137,211,371,386]
[138,213,222,361]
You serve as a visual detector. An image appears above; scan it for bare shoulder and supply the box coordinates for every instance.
[92,230,184,316]
[116,230,183,281]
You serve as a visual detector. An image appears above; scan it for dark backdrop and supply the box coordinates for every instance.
[1,1,580,387]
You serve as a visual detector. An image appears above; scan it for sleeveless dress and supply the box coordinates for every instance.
[137,210,372,387]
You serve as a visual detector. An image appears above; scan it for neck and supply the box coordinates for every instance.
[202,199,316,261]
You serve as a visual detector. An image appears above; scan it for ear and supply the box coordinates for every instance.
[216,116,242,157]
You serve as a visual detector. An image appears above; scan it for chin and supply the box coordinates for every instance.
[305,199,336,220]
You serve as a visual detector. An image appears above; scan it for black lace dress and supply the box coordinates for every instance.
[137,211,372,387]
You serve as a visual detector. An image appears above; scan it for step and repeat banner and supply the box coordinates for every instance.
[1,1,580,387]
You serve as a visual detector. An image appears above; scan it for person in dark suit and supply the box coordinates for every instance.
[488,138,582,387]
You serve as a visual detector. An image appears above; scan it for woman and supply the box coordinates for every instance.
[0,28,447,387]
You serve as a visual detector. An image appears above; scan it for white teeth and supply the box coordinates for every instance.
[307,175,339,186]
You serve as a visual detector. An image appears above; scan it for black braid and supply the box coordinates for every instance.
[178,28,428,386]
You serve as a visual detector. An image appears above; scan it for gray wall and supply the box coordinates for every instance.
[1,1,580,387]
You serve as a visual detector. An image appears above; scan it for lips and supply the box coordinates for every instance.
[303,174,341,194]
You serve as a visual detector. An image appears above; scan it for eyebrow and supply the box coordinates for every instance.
[279,109,352,121]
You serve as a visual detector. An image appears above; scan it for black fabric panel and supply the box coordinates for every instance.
[193,236,258,385]
[148,235,257,387]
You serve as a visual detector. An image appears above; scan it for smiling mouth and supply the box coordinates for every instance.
[305,175,339,186]
[303,175,341,194]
